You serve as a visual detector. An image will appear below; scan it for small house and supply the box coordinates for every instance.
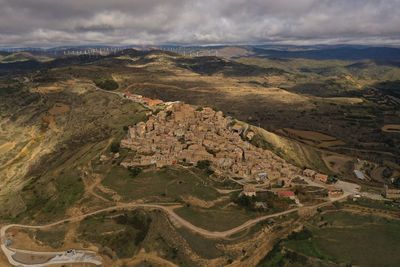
[303,169,317,178]
[276,179,285,187]
[327,186,344,198]
[243,184,257,197]
[353,170,365,180]
[315,173,329,183]
[231,123,243,134]
[384,185,400,199]
[257,172,268,182]
[246,131,255,140]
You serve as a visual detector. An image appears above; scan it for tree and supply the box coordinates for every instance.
[196,160,211,169]
[128,167,142,178]
[94,78,119,91]
[328,175,338,184]
[110,142,120,153]
[196,160,214,175]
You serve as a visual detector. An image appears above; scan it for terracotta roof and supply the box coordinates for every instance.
[142,97,163,106]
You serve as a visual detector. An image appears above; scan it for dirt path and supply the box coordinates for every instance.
[2,196,345,243]
[122,252,179,267]
[1,174,356,266]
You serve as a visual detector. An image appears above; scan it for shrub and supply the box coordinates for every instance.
[110,142,120,153]
[232,194,256,208]
[94,78,119,91]
[196,160,214,175]
[196,160,211,169]
[287,228,312,241]
[328,175,338,184]
[128,167,142,178]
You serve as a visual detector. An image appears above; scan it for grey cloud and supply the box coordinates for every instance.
[0,0,399,47]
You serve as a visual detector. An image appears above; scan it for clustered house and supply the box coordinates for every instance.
[121,102,299,182]
[123,91,164,107]
[302,169,329,183]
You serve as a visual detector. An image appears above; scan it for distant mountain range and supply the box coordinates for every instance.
[2,45,400,62]
[252,46,400,61]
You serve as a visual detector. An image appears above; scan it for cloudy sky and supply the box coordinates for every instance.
[1,0,400,47]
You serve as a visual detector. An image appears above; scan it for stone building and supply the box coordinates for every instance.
[243,184,257,197]
[384,185,400,199]
[120,102,299,182]
[315,173,329,183]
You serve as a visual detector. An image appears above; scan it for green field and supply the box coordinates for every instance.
[20,168,84,222]
[177,227,223,259]
[35,226,67,249]
[174,205,259,232]
[78,210,151,258]
[102,165,221,202]
[284,211,400,267]
[345,197,400,212]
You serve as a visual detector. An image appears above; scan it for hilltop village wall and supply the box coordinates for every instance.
[120,102,299,182]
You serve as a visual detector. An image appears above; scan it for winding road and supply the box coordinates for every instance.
[1,190,353,267]
[0,84,366,266]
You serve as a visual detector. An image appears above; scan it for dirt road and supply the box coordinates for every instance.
[1,184,353,267]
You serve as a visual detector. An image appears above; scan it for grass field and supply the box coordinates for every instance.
[78,210,151,258]
[285,211,400,267]
[176,227,223,259]
[345,198,400,212]
[20,168,84,222]
[174,205,259,232]
[102,165,221,202]
[35,226,67,249]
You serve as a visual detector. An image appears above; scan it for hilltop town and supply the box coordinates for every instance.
[120,102,299,184]
[1,43,400,267]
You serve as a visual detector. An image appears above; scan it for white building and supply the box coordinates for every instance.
[354,170,365,180]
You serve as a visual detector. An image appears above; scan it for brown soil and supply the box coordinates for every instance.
[322,154,354,175]
[323,97,364,105]
[8,230,55,252]
[34,85,63,94]
[120,251,179,267]
[181,195,230,208]
[42,114,58,132]
[382,124,400,133]
[48,103,70,115]
[280,128,345,148]
[0,142,16,154]
[370,166,386,182]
